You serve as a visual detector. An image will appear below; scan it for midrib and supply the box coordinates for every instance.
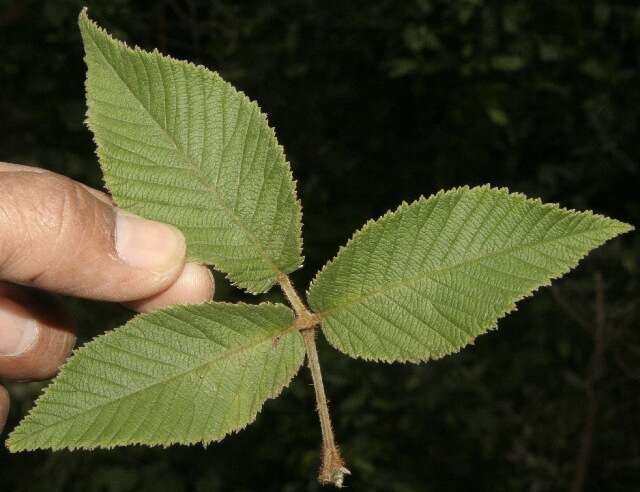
[86,28,282,276]
[17,323,299,440]
[317,225,615,317]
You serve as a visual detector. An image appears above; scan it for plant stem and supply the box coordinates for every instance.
[302,329,350,487]
[278,273,320,329]
[278,273,350,487]
[277,273,309,317]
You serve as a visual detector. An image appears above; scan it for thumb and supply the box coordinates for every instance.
[0,169,186,301]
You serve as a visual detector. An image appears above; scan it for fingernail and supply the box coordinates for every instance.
[115,211,186,274]
[181,263,215,301]
[0,307,39,356]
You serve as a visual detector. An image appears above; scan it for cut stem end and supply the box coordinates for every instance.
[278,274,349,488]
[320,446,351,488]
[302,329,349,488]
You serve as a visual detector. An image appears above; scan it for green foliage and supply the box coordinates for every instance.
[308,186,631,362]
[79,10,302,294]
[3,2,632,491]
[7,302,303,451]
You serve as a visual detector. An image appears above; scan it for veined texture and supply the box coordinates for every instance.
[308,186,632,362]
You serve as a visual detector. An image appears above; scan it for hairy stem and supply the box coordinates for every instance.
[278,273,309,317]
[302,329,350,487]
[278,273,349,487]
[278,273,320,329]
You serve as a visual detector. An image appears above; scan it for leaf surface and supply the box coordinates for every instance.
[7,302,304,451]
[308,186,632,362]
[79,10,302,293]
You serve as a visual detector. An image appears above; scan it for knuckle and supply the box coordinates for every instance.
[33,174,84,231]
[0,172,113,279]
[34,174,104,237]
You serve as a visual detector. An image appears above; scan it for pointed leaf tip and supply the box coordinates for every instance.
[308,185,632,363]
[79,10,303,293]
[8,302,304,451]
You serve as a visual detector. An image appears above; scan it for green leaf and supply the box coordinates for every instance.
[307,186,632,363]
[79,10,302,293]
[7,302,304,451]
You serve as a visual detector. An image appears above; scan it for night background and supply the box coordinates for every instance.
[1,1,639,490]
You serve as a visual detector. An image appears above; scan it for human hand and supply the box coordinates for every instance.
[0,162,214,433]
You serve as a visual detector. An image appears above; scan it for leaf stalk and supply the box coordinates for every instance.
[278,273,349,487]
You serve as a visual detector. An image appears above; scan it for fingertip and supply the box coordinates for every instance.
[114,211,187,280]
[0,170,189,302]
[0,292,76,381]
[126,263,214,313]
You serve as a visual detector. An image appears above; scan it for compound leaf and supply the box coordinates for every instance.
[308,185,632,362]
[79,10,302,293]
[7,302,304,451]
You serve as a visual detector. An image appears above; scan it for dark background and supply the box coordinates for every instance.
[1,1,639,490]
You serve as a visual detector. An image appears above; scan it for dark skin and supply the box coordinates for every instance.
[0,162,215,432]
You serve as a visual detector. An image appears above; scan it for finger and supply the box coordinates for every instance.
[0,384,9,433]
[0,162,114,206]
[127,263,214,313]
[0,167,187,302]
[0,162,48,173]
[0,283,76,381]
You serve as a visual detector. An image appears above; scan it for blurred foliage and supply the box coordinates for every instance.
[0,0,638,490]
